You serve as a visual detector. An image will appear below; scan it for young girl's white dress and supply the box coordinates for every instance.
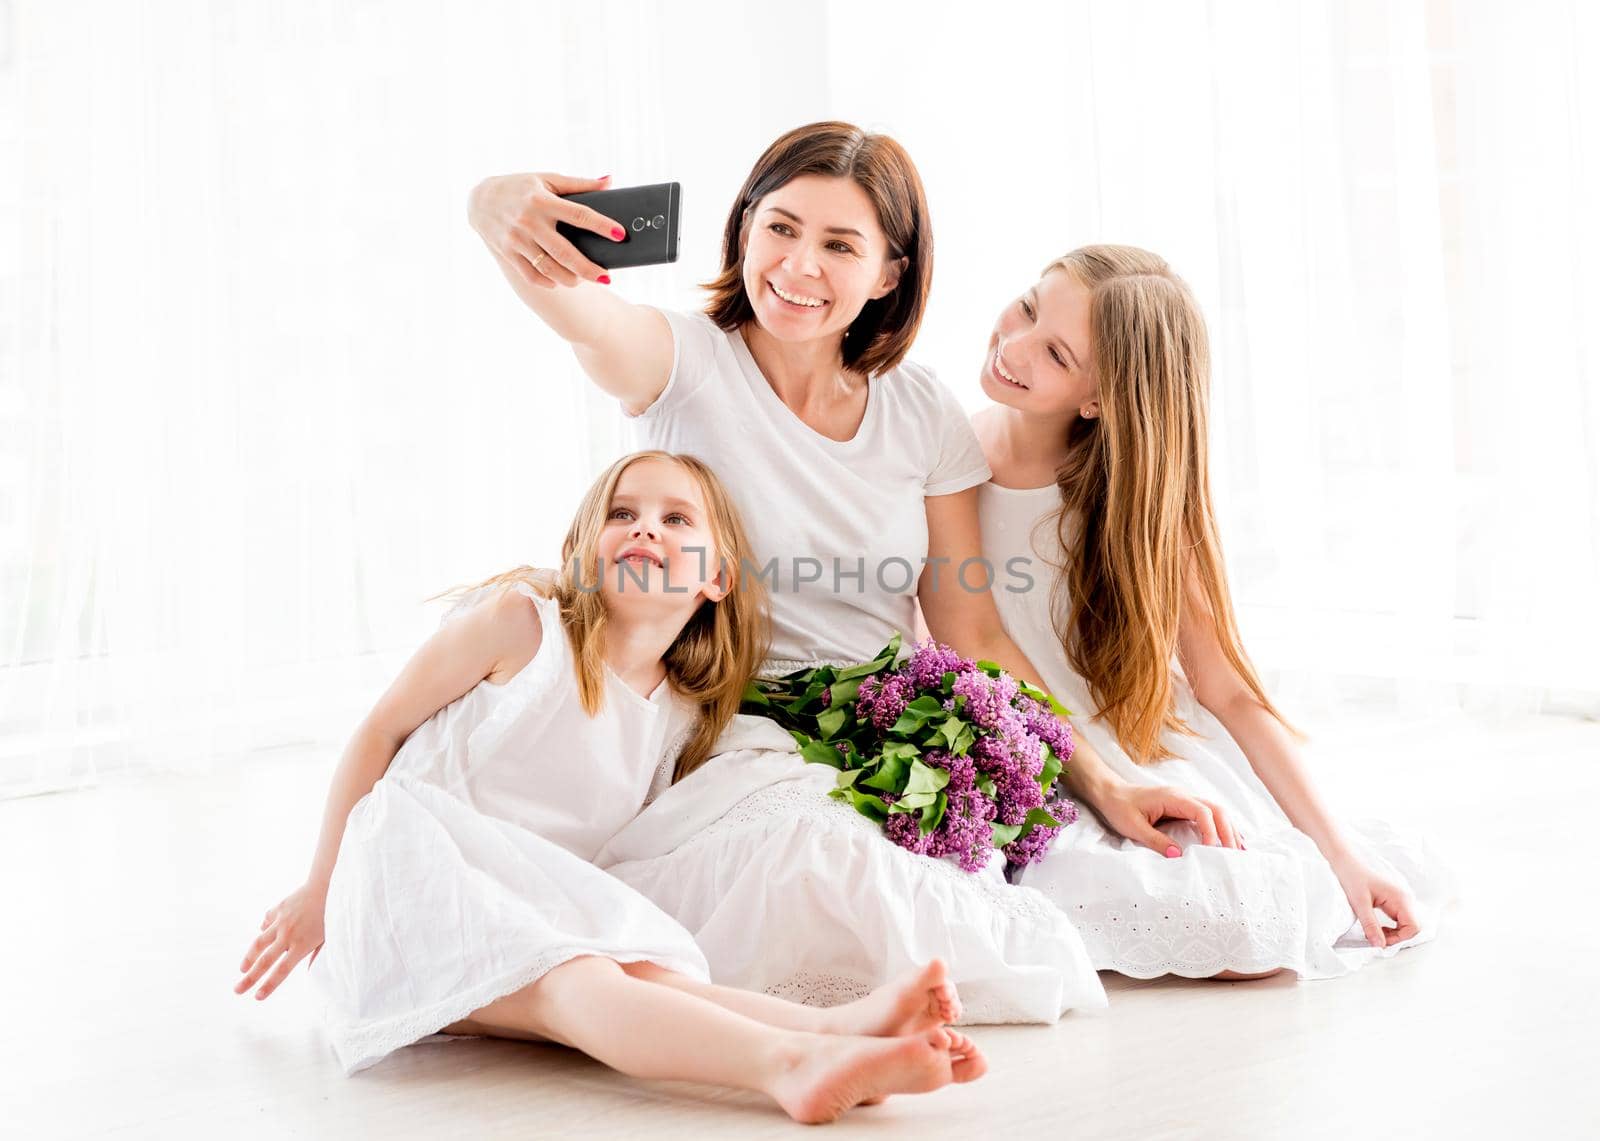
[310,584,709,1074]
[981,483,1458,979]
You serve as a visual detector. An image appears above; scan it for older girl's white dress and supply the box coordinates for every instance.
[594,310,1108,1024]
[981,482,1458,980]
[310,584,709,1074]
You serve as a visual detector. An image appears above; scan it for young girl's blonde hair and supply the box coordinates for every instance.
[1045,245,1297,762]
[445,451,769,781]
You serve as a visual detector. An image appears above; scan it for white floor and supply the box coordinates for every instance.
[4,710,1596,1139]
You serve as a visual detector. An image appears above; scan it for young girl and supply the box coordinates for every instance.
[972,247,1456,980]
[233,450,984,1124]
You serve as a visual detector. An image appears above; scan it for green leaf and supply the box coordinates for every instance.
[976,775,997,797]
[882,741,920,765]
[905,759,950,796]
[828,677,863,707]
[940,670,957,695]
[817,706,848,741]
[1022,807,1061,830]
[835,768,864,788]
[975,659,1003,678]
[861,752,911,793]
[742,681,771,706]
[799,739,846,769]
[889,700,943,734]
[950,722,976,756]
[898,790,937,811]
[920,790,948,835]
[1016,685,1072,717]
[991,822,1023,847]
[844,788,890,823]
[936,716,963,749]
[1038,748,1063,794]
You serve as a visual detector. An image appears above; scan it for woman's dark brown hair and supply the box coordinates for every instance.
[703,121,932,377]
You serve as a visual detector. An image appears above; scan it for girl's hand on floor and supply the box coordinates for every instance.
[235,882,327,1001]
[1330,855,1420,949]
[1096,783,1244,856]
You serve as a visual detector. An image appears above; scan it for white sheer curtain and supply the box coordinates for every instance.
[5,0,1597,798]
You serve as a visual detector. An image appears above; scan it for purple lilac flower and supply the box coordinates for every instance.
[856,672,915,730]
[951,668,1019,731]
[904,641,969,690]
[884,810,928,855]
[1021,701,1074,764]
[1002,798,1079,866]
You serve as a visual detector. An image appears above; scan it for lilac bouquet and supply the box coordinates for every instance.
[741,634,1078,873]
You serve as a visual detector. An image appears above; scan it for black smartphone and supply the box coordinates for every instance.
[557,182,680,270]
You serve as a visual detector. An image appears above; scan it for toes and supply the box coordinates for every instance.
[951,1048,988,1083]
[944,1031,987,1083]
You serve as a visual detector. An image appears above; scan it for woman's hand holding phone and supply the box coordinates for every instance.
[468,172,625,289]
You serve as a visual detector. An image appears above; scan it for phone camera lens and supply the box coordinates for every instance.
[631,217,645,232]
[652,214,666,229]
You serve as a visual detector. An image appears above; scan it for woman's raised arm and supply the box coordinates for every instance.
[468,172,673,415]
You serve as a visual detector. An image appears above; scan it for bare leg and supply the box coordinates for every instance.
[622,958,961,1036]
[441,956,984,1125]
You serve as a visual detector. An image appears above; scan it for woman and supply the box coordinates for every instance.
[468,122,1237,1017]
[972,245,1456,979]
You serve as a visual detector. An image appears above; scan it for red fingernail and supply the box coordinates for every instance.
[599,173,611,181]
[1165,845,1182,858]
[597,274,611,285]
[611,226,625,240]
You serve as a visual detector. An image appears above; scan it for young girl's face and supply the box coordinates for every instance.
[598,458,726,605]
[979,268,1098,419]
[740,174,905,347]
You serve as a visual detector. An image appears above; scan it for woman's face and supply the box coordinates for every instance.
[980,269,1098,419]
[597,458,724,607]
[740,174,905,347]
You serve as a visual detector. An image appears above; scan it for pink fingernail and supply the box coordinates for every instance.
[1165,845,1182,858]
[611,226,625,240]
[597,274,611,285]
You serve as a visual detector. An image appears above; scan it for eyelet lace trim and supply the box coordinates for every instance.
[1066,881,1308,979]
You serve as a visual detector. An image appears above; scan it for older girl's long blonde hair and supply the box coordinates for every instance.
[445,451,769,781]
[1046,246,1296,762]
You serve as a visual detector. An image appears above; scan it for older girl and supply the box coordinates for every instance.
[972,246,1455,980]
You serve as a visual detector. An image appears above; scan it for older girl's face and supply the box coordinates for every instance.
[980,269,1098,419]
[740,174,905,347]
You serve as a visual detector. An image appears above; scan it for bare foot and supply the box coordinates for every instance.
[768,1028,972,1125]
[855,1027,986,1107]
[824,960,961,1037]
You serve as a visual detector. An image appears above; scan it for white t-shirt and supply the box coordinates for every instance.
[627,308,991,667]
